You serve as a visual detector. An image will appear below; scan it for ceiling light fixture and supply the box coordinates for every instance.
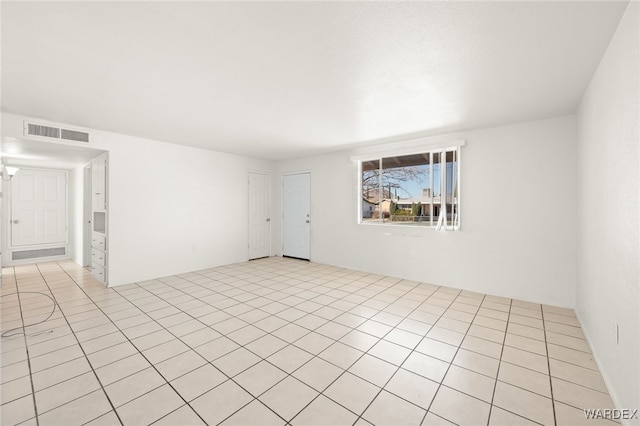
[1,166,20,181]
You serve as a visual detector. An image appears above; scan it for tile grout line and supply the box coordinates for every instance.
[159,260,444,423]
[2,258,609,426]
[24,266,227,422]
[109,269,306,423]
[485,298,513,426]
[286,278,444,423]
[541,307,558,426]
[34,263,125,426]
[88,261,617,420]
[54,264,213,426]
[247,293,416,423]
[325,287,465,414]
[148,260,416,423]
[418,292,488,425]
[167,260,379,423]
[121,261,556,425]
[112,281,286,425]
[9,266,41,426]
[351,287,460,423]
[36,265,179,423]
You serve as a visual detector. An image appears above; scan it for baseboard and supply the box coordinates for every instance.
[574,309,636,426]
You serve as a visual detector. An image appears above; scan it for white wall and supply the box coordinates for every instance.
[576,1,639,418]
[274,116,578,307]
[2,113,274,286]
[69,165,84,265]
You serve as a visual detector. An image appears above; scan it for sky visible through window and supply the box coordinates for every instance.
[391,163,455,199]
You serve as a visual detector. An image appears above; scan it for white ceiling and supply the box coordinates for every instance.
[1,1,629,161]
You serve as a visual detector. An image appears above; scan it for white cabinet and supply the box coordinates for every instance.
[91,233,106,252]
[91,155,107,211]
[91,232,107,283]
[90,153,108,284]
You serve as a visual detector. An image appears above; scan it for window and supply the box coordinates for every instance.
[359,146,460,229]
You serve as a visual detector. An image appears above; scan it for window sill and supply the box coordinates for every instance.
[358,221,460,231]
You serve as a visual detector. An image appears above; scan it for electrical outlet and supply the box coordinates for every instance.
[613,322,619,345]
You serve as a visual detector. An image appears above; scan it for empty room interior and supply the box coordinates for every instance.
[0,1,638,426]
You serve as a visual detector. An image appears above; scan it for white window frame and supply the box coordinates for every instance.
[354,142,463,230]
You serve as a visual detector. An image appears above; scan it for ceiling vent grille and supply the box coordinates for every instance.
[24,121,90,143]
[27,123,60,139]
[60,128,90,142]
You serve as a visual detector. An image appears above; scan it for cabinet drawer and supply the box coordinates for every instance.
[92,233,106,251]
[91,248,106,267]
[91,263,105,282]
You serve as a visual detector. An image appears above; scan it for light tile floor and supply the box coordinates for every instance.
[0,257,618,425]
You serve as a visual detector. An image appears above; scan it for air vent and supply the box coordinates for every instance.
[12,247,66,261]
[24,121,90,143]
[27,123,60,139]
[61,128,90,142]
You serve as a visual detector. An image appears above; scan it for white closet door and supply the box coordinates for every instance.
[11,169,67,246]
[283,173,310,260]
[249,172,271,259]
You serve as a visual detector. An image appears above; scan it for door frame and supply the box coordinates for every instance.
[6,167,70,265]
[281,170,311,261]
[248,171,272,260]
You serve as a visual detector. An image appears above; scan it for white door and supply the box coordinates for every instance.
[283,172,310,260]
[248,172,271,259]
[11,169,67,247]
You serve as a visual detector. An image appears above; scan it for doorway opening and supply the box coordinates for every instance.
[1,137,107,277]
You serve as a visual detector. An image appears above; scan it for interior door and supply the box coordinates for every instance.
[283,172,310,260]
[248,172,271,259]
[11,169,67,247]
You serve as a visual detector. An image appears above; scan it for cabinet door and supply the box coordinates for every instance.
[91,262,106,283]
[91,157,106,210]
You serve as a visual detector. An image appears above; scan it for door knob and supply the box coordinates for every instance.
[266,218,271,222]
[305,220,310,223]
[12,220,19,224]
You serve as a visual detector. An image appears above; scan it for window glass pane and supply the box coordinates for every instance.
[359,147,460,228]
[432,152,441,197]
[446,150,459,227]
[380,153,431,225]
[361,159,380,223]
[438,151,458,228]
